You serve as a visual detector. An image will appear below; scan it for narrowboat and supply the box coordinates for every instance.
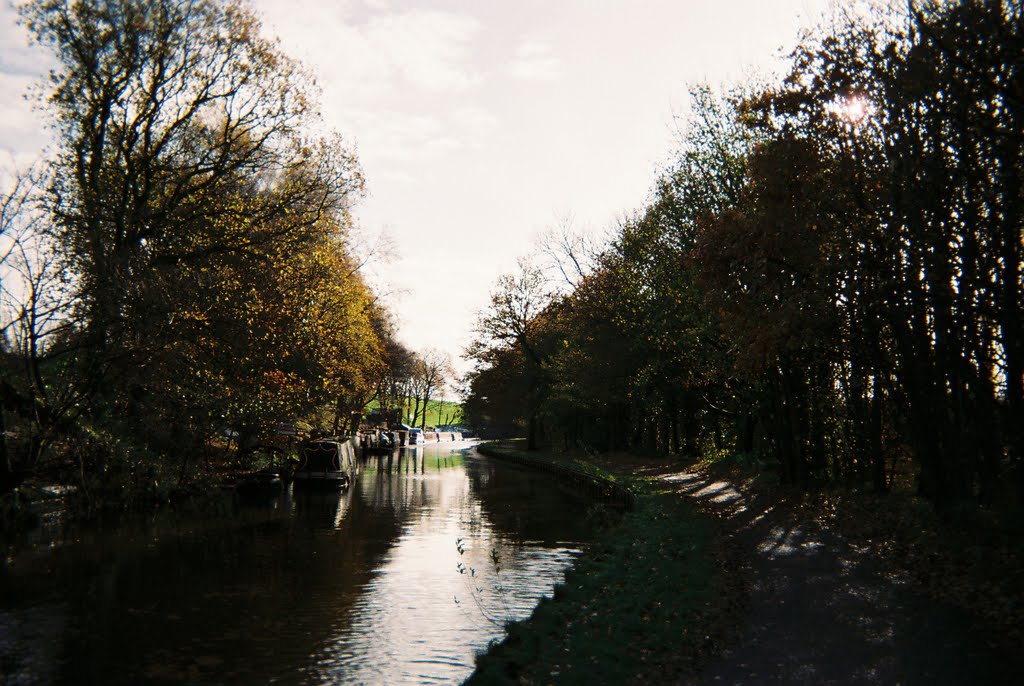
[293,437,359,490]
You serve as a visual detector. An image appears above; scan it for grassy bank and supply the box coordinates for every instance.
[476,440,636,508]
[366,397,463,427]
[466,444,719,685]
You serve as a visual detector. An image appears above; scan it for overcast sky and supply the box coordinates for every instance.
[1,0,833,383]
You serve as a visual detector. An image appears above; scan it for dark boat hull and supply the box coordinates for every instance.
[292,472,350,490]
[235,473,284,499]
[294,437,359,490]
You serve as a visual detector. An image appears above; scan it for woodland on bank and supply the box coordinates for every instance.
[0,0,453,513]
[464,0,1024,516]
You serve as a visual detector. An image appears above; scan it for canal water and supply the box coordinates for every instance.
[0,443,603,685]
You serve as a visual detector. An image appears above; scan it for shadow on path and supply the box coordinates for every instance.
[647,467,1022,686]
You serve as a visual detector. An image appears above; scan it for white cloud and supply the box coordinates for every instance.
[256,1,481,99]
[420,136,463,156]
[507,37,561,82]
[334,104,500,166]
[346,109,444,163]
[0,75,50,173]
[0,4,53,169]
[364,9,481,92]
[375,168,417,185]
[451,106,499,135]
[0,3,48,77]
[448,106,499,151]
[254,1,494,170]
[0,73,41,129]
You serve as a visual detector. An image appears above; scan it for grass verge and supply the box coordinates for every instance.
[476,440,637,508]
[466,445,719,685]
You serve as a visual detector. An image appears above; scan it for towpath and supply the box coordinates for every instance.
[587,454,1022,686]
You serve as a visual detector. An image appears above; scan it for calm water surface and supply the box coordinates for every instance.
[0,443,602,685]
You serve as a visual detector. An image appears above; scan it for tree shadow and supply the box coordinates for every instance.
[664,468,1022,686]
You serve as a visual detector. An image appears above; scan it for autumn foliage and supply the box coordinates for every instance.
[0,0,413,504]
[465,0,1024,515]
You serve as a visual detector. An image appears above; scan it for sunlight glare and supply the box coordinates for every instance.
[827,93,875,126]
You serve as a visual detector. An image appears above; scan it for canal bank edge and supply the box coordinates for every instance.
[465,443,740,685]
[475,441,637,509]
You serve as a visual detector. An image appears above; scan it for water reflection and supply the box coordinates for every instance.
[0,443,600,684]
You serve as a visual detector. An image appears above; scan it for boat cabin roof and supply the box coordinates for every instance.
[301,440,346,471]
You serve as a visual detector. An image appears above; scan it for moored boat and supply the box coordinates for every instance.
[235,469,284,499]
[293,437,359,490]
[361,429,396,455]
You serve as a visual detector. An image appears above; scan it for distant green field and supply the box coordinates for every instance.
[365,397,464,427]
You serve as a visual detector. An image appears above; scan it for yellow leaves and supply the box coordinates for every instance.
[179,224,384,424]
[178,309,209,323]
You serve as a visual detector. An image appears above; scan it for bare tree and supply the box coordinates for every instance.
[375,336,416,424]
[466,257,559,448]
[1,171,80,491]
[469,257,553,368]
[409,349,454,429]
[536,214,601,292]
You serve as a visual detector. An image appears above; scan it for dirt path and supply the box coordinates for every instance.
[590,454,1022,685]
[667,469,1020,685]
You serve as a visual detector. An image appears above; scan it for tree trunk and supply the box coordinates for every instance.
[682,391,699,458]
[331,398,344,436]
[870,375,887,493]
[774,365,807,486]
[0,405,11,494]
[668,392,681,455]
[1000,148,1024,499]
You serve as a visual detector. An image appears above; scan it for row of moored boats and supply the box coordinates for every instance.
[234,436,361,498]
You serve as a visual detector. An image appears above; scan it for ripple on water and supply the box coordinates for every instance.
[0,449,603,685]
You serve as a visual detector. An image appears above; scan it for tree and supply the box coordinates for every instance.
[690,0,1023,504]
[542,86,751,456]
[466,257,560,448]
[153,218,385,454]
[536,216,602,292]
[878,0,1023,506]
[6,0,384,502]
[463,87,754,456]
[1,170,81,492]
[408,349,454,428]
[376,335,416,424]
[466,1,1022,517]
[21,0,363,409]
[462,345,533,439]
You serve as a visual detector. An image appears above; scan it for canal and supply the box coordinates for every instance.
[0,442,603,685]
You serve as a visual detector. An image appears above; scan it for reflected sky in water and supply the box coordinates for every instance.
[0,443,599,685]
